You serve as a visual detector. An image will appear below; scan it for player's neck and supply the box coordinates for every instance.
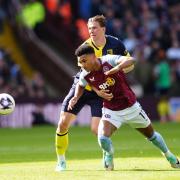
[93,60,101,71]
[92,36,106,47]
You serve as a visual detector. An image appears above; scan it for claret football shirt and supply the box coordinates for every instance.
[79,55,136,110]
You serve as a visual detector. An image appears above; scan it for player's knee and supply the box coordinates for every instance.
[57,115,70,133]
[91,117,100,136]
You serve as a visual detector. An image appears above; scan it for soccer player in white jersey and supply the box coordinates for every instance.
[68,44,180,170]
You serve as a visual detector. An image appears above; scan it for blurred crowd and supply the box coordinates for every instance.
[0,0,180,102]
[0,0,49,99]
[0,48,48,99]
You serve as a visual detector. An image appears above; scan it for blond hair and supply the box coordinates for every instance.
[88,15,106,27]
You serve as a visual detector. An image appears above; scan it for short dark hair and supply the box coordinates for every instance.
[75,44,95,57]
[88,15,106,27]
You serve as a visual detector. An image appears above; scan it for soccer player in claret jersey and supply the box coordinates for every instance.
[55,15,133,171]
[68,44,180,171]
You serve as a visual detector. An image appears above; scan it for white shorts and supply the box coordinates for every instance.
[101,102,151,129]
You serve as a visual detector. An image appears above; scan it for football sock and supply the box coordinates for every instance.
[98,135,113,155]
[164,150,176,158]
[55,131,68,158]
[148,131,168,153]
[57,154,65,163]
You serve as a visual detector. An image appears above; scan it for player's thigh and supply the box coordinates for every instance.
[98,108,121,137]
[88,95,102,132]
[101,107,123,130]
[128,109,151,130]
[91,117,100,129]
[87,91,103,118]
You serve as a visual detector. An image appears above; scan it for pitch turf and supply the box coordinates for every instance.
[0,122,180,179]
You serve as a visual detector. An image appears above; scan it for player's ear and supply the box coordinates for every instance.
[77,57,82,67]
[103,27,106,33]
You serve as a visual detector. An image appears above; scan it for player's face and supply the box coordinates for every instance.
[88,21,105,42]
[78,54,96,71]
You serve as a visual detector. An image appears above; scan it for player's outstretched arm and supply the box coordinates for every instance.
[105,56,136,75]
[68,84,85,110]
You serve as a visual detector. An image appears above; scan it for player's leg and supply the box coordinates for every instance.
[137,123,180,168]
[98,120,116,170]
[88,93,103,135]
[55,87,85,171]
[55,111,76,171]
[98,108,120,170]
[91,117,100,135]
[132,106,180,168]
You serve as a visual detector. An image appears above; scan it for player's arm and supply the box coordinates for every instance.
[91,86,113,101]
[105,56,136,76]
[68,83,85,110]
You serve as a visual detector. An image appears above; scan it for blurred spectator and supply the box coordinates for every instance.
[153,49,172,96]
[30,72,48,99]
[123,26,139,53]
[169,60,180,97]
[58,0,72,25]
[153,49,172,123]
[17,0,45,29]
[157,96,171,123]
[75,19,89,41]
[134,48,153,94]
[45,0,58,15]
[167,41,180,60]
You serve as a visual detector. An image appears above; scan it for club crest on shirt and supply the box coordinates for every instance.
[89,77,95,82]
[104,114,111,118]
[103,66,109,72]
[124,49,128,55]
[107,49,113,54]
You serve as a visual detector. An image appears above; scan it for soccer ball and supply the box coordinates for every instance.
[0,93,15,115]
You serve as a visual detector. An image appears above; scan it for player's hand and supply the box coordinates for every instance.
[104,65,120,75]
[96,89,113,101]
[68,97,78,110]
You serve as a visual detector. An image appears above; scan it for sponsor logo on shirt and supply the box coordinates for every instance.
[99,77,115,90]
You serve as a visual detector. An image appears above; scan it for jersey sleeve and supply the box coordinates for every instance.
[79,70,88,87]
[101,55,121,67]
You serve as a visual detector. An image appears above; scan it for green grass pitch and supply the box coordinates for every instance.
[0,122,180,180]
